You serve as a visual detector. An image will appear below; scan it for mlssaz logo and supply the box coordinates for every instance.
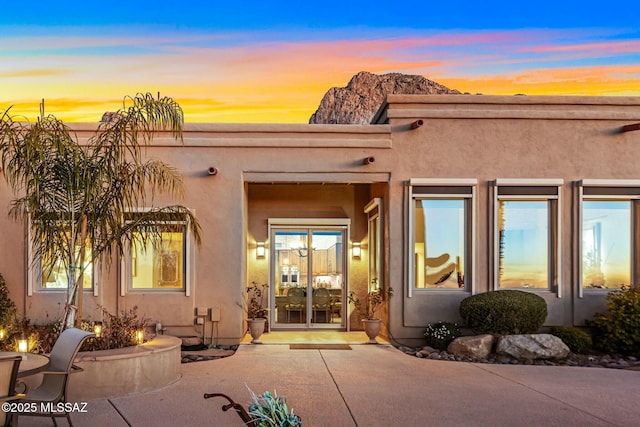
[41,402,89,413]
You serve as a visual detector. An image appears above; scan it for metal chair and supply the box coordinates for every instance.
[16,328,95,427]
[0,355,25,427]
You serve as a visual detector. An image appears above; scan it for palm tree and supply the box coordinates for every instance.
[0,93,202,328]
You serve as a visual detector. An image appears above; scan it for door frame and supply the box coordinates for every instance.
[268,218,350,330]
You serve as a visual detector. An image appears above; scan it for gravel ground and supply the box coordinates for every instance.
[397,345,640,370]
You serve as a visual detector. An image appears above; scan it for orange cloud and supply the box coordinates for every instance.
[1,28,639,123]
[439,64,640,96]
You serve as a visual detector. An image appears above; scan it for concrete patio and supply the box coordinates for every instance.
[15,335,640,426]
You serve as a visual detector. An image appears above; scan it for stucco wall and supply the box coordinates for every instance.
[381,95,640,343]
[2,96,639,346]
[0,123,392,344]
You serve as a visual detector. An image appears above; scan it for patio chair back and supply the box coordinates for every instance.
[17,328,94,427]
[41,328,94,401]
[0,355,22,427]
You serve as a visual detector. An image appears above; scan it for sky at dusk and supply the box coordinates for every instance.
[1,1,639,123]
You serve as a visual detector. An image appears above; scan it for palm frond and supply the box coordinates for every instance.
[0,94,199,328]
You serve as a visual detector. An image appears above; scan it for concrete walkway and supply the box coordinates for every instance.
[16,344,640,426]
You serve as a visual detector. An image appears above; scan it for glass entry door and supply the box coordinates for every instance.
[270,224,346,329]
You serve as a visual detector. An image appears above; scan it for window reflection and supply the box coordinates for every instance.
[498,201,548,289]
[582,201,630,289]
[414,199,466,289]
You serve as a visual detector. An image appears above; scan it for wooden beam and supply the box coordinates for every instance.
[622,123,640,132]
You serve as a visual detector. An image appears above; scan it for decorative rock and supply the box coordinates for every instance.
[416,347,432,357]
[496,334,570,360]
[397,340,640,370]
[447,334,494,359]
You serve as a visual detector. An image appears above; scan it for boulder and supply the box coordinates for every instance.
[448,334,494,359]
[309,71,460,124]
[496,334,570,360]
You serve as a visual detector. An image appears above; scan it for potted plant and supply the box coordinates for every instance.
[204,387,301,427]
[347,285,393,343]
[245,282,269,344]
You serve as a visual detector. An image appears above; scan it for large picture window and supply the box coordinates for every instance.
[493,180,561,292]
[580,181,640,291]
[125,213,189,292]
[409,179,476,293]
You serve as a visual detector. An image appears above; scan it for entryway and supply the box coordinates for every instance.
[269,220,348,330]
[240,330,389,344]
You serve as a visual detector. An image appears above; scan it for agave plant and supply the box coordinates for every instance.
[247,388,301,427]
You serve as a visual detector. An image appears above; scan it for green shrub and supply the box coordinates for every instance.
[549,326,593,354]
[0,274,16,326]
[459,290,547,334]
[0,305,149,353]
[588,285,640,356]
[424,321,461,350]
[80,305,149,351]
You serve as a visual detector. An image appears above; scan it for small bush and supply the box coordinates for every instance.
[588,285,640,356]
[549,326,593,354]
[424,321,461,350]
[0,273,16,326]
[0,306,149,353]
[459,290,547,334]
[81,305,149,351]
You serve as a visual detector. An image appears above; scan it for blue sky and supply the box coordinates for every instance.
[1,0,638,122]
[4,1,638,29]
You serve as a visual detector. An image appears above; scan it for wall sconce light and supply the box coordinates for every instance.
[207,167,218,176]
[93,321,103,338]
[17,337,28,354]
[352,242,361,259]
[256,241,266,258]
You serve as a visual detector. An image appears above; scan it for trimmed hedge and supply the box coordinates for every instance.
[459,290,547,334]
[549,326,593,354]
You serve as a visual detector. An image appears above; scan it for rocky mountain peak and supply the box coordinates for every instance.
[309,71,460,124]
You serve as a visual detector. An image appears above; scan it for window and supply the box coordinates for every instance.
[125,213,189,292]
[493,180,561,292]
[29,225,94,292]
[365,198,382,293]
[41,243,93,290]
[579,181,640,292]
[409,179,476,294]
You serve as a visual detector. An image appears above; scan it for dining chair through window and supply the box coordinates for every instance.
[312,288,332,323]
[285,287,305,323]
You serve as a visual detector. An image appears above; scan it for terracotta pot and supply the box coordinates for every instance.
[247,318,267,344]
[362,319,382,344]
